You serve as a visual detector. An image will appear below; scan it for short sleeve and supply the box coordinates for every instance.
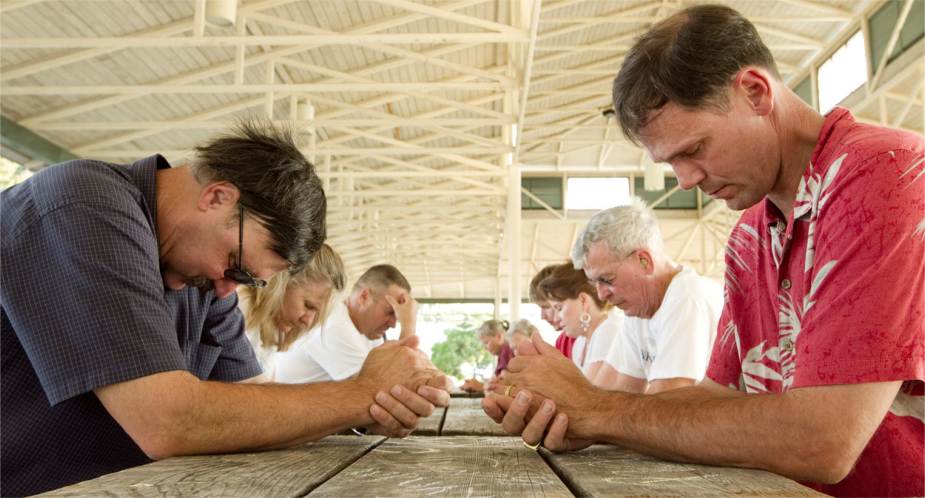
[0,202,187,405]
[793,149,925,388]
[706,302,745,390]
[495,344,514,376]
[617,320,646,379]
[310,323,371,380]
[203,293,262,382]
[647,297,717,381]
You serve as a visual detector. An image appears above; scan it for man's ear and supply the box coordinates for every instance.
[734,67,774,116]
[637,250,655,275]
[197,181,240,212]
[358,287,371,307]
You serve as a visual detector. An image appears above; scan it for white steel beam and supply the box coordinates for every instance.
[370,0,523,35]
[0,19,192,83]
[513,0,543,164]
[4,33,528,49]
[3,82,510,96]
[17,0,498,126]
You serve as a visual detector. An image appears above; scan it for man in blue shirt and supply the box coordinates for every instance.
[1,121,452,496]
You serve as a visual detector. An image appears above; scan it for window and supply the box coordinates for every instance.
[633,177,712,209]
[565,177,630,211]
[817,30,867,113]
[521,177,563,210]
[869,0,925,71]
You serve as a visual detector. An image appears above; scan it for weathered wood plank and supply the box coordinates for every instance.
[35,436,386,498]
[441,396,507,436]
[541,445,827,497]
[308,436,573,497]
[413,405,446,436]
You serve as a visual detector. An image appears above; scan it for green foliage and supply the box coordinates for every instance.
[430,318,493,379]
[0,157,33,190]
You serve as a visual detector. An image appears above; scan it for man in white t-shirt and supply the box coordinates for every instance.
[579,197,723,394]
[276,265,417,384]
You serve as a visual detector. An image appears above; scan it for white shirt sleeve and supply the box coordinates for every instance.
[616,318,647,379]
[646,296,718,381]
[309,321,375,381]
[586,314,622,366]
[274,330,331,384]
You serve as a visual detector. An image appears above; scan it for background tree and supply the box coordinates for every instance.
[0,157,33,190]
[430,318,493,379]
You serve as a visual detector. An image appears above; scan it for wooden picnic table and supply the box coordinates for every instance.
[36,398,826,498]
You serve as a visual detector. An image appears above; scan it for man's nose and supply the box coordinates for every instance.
[672,162,706,191]
[387,316,397,328]
[596,282,612,300]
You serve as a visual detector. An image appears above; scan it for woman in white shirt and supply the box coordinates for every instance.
[238,244,346,380]
[540,263,622,387]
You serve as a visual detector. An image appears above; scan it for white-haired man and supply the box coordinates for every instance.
[576,197,723,394]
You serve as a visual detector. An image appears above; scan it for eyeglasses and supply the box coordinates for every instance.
[223,205,267,288]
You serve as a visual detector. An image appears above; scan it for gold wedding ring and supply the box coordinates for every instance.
[504,384,515,397]
[523,441,540,451]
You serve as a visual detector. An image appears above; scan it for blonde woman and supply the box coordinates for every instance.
[504,319,537,353]
[238,244,346,381]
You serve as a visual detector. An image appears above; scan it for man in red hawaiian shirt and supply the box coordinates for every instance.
[481,5,924,497]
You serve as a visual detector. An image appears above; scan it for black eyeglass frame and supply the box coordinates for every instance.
[223,205,267,288]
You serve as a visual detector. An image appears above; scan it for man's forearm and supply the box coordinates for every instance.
[575,381,899,483]
[398,321,415,339]
[97,371,375,459]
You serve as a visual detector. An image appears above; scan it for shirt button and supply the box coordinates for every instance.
[781,278,792,289]
[784,341,794,352]
[776,221,786,232]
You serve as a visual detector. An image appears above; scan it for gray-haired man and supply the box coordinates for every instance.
[574,197,722,394]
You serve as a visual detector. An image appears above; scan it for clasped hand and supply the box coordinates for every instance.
[480,333,595,452]
[357,336,454,437]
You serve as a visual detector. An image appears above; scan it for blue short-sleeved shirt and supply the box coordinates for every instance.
[0,155,263,496]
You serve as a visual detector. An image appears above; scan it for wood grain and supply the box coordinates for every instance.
[441,397,508,436]
[308,436,573,497]
[35,436,385,498]
[414,405,446,436]
[541,445,827,497]
[451,389,485,398]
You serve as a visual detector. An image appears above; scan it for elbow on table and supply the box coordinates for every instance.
[130,408,198,460]
[136,433,186,461]
[793,434,866,484]
[127,392,200,461]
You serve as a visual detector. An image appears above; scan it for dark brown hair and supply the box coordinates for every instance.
[612,4,780,144]
[529,264,561,304]
[192,119,326,273]
[539,264,609,310]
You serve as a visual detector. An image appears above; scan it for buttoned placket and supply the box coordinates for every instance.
[770,218,796,358]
